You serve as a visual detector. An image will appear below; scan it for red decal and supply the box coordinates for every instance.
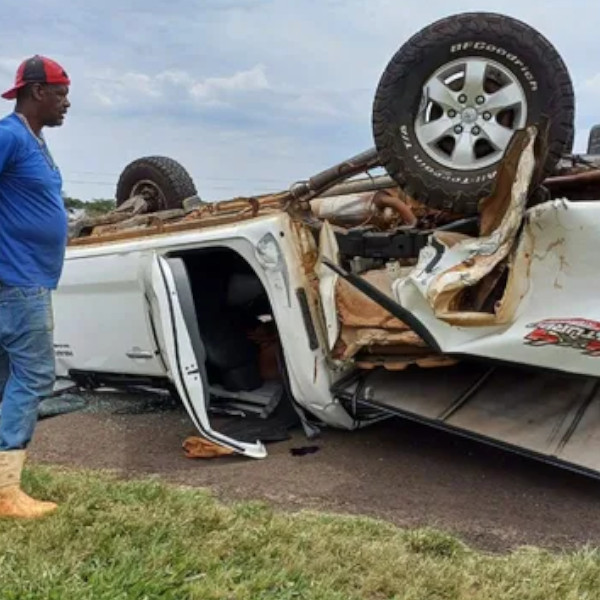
[525,319,600,357]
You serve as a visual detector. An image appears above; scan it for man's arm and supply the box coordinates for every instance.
[0,127,17,174]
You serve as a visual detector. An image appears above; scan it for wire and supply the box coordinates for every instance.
[62,170,292,184]
[61,180,283,195]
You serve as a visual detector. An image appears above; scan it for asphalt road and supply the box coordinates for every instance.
[29,397,600,552]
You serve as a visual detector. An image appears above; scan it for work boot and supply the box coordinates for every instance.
[0,450,57,518]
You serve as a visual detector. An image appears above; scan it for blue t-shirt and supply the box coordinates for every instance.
[0,112,68,289]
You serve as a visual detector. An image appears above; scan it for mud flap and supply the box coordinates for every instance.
[152,255,267,458]
[334,363,600,478]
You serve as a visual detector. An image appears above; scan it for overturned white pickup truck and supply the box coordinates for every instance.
[59,13,600,477]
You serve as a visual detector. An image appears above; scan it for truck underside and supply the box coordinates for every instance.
[334,363,600,479]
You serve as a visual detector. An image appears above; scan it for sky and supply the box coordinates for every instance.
[1,0,598,202]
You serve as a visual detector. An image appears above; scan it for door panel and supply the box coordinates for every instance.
[152,255,267,458]
[54,251,165,377]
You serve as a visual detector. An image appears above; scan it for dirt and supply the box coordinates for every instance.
[29,397,600,553]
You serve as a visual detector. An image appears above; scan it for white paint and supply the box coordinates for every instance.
[55,213,355,454]
[54,249,165,378]
[397,199,600,377]
[316,221,341,350]
[56,173,600,461]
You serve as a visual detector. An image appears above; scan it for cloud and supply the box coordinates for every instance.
[189,65,269,100]
[0,57,22,88]
[286,93,342,118]
[581,73,600,97]
[1,0,599,201]
[88,64,270,110]
[0,57,19,74]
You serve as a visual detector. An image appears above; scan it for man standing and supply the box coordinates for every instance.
[0,55,70,518]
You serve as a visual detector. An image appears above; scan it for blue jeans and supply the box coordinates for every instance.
[0,284,55,450]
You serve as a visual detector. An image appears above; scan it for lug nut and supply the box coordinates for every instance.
[454,125,463,134]
[483,111,492,121]
[458,94,468,104]
[476,95,485,105]
[448,109,457,118]
[471,126,481,135]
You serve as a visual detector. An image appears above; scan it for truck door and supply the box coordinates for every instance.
[54,250,167,378]
[151,254,267,458]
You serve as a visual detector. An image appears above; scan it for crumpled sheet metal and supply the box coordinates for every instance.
[336,268,409,329]
[334,327,427,361]
[316,220,341,350]
[333,267,427,360]
[399,126,538,326]
[311,193,378,227]
[316,218,423,355]
[310,189,416,229]
[69,192,286,245]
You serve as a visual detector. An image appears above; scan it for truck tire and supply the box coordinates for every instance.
[372,12,575,215]
[116,156,198,211]
[588,125,600,155]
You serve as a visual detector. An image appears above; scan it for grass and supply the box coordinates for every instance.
[0,467,599,599]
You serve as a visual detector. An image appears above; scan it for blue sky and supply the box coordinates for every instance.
[1,0,598,202]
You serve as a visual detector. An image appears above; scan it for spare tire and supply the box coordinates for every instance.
[116,156,198,211]
[372,12,575,215]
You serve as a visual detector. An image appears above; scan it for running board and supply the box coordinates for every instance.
[333,362,600,479]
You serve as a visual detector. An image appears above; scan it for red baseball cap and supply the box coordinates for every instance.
[2,55,70,100]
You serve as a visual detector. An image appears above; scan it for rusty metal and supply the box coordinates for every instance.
[87,208,185,237]
[68,126,600,251]
[336,269,409,330]
[69,142,600,248]
[331,256,427,360]
[319,174,395,198]
[289,147,380,208]
[335,329,427,361]
[195,193,285,216]
[544,169,600,188]
[69,210,276,247]
[306,153,600,207]
[421,127,537,326]
[322,257,440,352]
[372,189,417,227]
[68,192,286,246]
[68,209,141,239]
[310,189,415,229]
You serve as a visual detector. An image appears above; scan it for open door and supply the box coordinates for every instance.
[151,254,267,458]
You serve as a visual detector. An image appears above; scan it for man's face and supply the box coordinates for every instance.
[33,84,70,127]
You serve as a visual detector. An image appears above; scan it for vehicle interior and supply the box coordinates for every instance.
[172,247,300,441]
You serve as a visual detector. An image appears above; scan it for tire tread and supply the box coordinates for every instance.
[116,156,198,210]
[372,12,575,214]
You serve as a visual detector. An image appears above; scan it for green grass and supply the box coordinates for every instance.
[0,467,599,599]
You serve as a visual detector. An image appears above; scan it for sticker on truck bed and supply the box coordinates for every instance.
[525,319,600,357]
